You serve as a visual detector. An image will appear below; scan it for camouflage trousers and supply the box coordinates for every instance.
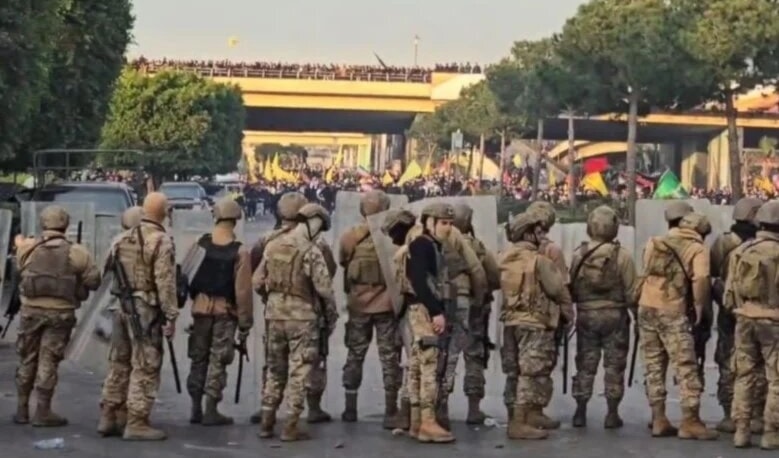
[441,299,487,398]
[503,325,556,408]
[398,315,413,403]
[731,317,779,427]
[15,306,76,397]
[100,302,164,419]
[638,307,702,409]
[261,319,319,416]
[572,308,630,402]
[342,310,402,395]
[407,304,441,411]
[261,326,327,399]
[186,315,237,401]
[715,309,767,412]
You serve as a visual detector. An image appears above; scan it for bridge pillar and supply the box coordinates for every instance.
[679,137,708,190]
[706,128,740,190]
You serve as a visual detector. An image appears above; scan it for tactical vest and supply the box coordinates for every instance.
[571,241,624,303]
[252,226,292,270]
[19,236,77,302]
[190,234,241,304]
[112,226,161,295]
[264,235,314,301]
[644,236,694,302]
[345,230,384,289]
[499,247,554,327]
[732,238,779,309]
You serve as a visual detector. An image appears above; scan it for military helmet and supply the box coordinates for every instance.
[40,205,70,231]
[452,203,473,231]
[121,206,143,230]
[360,190,391,217]
[755,200,779,226]
[679,212,711,236]
[276,192,308,220]
[506,210,544,243]
[213,198,242,221]
[298,203,331,232]
[381,208,416,234]
[664,201,694,222]
[586,205,619,241]
[732,197,763,223]
[421,202,455,220]
[527,201,555,228]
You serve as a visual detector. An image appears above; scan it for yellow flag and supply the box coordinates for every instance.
[398,160,423,186]
[228,36,239,48]
[382,171,394,186]
[548,169,556,187]
[422,156,433,177]
[755,176,775,194]
[512,154,523,168]
[263,157,274,181]
[581,172,609,196]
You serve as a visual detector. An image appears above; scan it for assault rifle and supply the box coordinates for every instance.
[314,293,329,369]
[554,321,570,394]
[472,294,495,369]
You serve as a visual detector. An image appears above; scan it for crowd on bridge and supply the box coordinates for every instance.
[129,57,483,83]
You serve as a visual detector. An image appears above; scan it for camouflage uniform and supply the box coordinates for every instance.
[501,200,569,430]
[724,200,779,449]
[500,210,573,441]
[248,192,336,425]
[253,203,338,441]
[709,197,765,434]
[339,191,402,428]
[638,205,717,440]
[186,199,254,426]
[569,206,637,429]
[99,216,179,440]
[14,206,101,427]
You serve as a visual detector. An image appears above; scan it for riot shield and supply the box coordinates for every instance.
[0,209,13,333]
[20,202,97,258]
[547,222,636,268]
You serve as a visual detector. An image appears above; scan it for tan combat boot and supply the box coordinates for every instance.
[202,395,233,426]
[13,394,29,425]
[306,394,331,423]
[395,398,411,430]
[715,405,735,433]
[604,399,624,429]
[733,421,752,448]
[97,403,120,437]
[507,405,548,440]
[281,413,310,441]
[341,392,358,422]
[31,389,67,427]
[122,414,167,441]
[189,394,203,424]
[466,396,487,425]
[761,425,779,450]
[572,400,587,428]
[408,405,421,439]
[678,406,718,440]
[650,402,677,437]
[383,391,399,430]
[257,409,276,439]
[417,407,454,443]
[526,405,560,430]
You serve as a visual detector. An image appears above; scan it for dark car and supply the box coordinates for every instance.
[29,182,136,215]
[159,182,209,210]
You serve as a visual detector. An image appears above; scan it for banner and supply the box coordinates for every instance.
[652,170,688,199]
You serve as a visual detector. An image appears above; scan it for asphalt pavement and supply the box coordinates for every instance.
[0,214,765,457]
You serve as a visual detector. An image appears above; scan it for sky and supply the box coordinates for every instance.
[128,0,587,66]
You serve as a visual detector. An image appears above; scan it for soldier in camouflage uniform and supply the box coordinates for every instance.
[339,190,403,429]
[253,203,338,441]
[725,200,779,449]
[638,204,717,441]
[248,191,336,424]
[13,205,101,427]
[569,206,638,429]
[710,197,765,434]
[450,203,500,424]
[98,192,179,441]
[500,210,573,440]
[186,199,254,426]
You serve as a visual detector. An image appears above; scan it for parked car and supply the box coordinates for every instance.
[159,181,210,210]
[28,182,136,215]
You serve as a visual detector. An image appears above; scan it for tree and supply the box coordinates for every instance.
[407,113,449,162]
[100,69,245,182]
[680,0,779,200]
[556,0,711,223]
[0,0,61,160]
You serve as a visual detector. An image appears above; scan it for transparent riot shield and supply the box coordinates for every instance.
[20,202,96,257]
[0,209,13,335]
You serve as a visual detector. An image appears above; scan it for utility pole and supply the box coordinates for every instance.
[413,35,420,67]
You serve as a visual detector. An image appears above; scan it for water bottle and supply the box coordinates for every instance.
[33,438,65,450]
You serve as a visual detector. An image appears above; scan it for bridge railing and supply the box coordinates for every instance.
[136,65,434,83]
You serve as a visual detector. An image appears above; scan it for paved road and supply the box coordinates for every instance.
[0,214,765,457]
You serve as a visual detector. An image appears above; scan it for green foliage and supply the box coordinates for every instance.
[100,69,246,180]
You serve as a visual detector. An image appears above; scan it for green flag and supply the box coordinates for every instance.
[652,170,689,199]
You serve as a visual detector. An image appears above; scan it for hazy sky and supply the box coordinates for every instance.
[129,0,587,66]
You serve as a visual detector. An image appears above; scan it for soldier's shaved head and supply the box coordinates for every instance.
[143,192,168,223]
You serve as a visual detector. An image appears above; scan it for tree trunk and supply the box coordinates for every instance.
[567,108,576,209]
[498,130,507,196]
[626,91,640,226]
[478,133,486,182]
[466,144,474,179]
[531,118,544,199]
[725,92,742,200]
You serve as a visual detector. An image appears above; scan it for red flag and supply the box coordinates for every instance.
[583,157,609,175]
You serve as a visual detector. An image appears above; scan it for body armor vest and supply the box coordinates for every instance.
[19,236,78,302]
[264,236,315,300]
[345,232,384,289]
[190,234,241,304]
[570,241,624,303]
